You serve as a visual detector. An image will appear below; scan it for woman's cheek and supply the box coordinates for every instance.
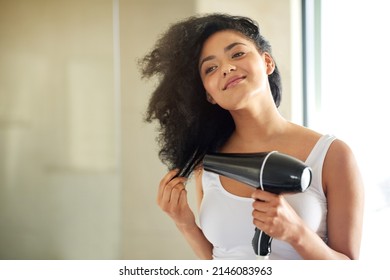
[204,77,219,96]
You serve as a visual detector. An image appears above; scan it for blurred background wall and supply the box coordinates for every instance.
[0,0,121,259]
[0,0,301,259]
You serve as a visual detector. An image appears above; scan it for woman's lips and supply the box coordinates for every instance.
[223,76,246,90]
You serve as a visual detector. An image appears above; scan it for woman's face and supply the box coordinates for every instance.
[199,30,274,111]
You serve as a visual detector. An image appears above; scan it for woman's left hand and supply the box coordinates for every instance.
[251,189,304,244]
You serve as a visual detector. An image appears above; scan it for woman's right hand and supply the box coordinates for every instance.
[157,169,196,229]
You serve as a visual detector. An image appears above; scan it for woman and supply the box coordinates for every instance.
[140,14,364,260]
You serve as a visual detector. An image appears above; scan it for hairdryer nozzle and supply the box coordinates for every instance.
[301,167,312,191]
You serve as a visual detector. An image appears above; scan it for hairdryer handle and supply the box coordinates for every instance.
[252,228,273,256]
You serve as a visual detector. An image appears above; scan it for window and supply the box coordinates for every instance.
[303,0,390,259]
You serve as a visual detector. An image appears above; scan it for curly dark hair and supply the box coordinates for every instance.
[140,13,282,177]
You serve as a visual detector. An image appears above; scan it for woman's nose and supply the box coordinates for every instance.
[222,63,236,77]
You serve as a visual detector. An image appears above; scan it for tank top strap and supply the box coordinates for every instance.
[305,134,336,167]
[304,134,336,192]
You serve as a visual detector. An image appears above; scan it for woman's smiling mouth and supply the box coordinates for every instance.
[223,76,246,91]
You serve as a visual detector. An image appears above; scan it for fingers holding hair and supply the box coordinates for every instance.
[158,169,187,208]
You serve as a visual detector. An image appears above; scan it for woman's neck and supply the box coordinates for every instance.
[225,103,290,152]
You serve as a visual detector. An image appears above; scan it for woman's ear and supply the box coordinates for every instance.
[264,52,275,75]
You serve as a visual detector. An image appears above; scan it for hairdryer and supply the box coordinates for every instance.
[203,151,312,256]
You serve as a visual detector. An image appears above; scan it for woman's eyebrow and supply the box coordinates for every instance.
[199,55,216,70]
[199,42,247,70]
[224,42,246,52]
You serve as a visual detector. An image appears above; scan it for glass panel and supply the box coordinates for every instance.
[314,0,390,259]
[0,0,121,259]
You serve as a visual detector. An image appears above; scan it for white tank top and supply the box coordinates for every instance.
[199,134,336,260]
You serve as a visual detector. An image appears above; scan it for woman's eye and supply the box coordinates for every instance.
[232,52,245,58]
[205,66,217,74]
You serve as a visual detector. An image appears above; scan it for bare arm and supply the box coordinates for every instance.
[321,139,364,259]
[157,169,213,259]
[252,140,364,259]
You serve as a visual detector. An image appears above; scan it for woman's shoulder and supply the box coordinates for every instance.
[281,123,323,161]
[289,122,322,141]
[322,136,363,195]
[290,124,358,176]
[324,138,357,171]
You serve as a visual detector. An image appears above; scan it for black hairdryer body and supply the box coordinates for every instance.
[203,151,312,256]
